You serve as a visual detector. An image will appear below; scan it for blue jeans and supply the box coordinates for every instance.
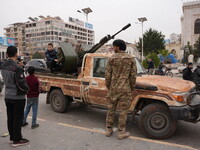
[23,97,39,125]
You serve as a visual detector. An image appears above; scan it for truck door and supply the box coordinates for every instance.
[88,57,108,107]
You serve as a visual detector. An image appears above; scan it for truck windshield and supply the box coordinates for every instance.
[92,57,146,78]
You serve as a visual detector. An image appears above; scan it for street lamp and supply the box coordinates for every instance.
[77,7,93,23]
[138,17,147,61]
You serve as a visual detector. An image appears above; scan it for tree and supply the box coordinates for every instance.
[158,49,169,57]
[142,52,160,69]
[136,28,165,56]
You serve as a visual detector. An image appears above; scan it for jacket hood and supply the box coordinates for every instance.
[136,75,195,92]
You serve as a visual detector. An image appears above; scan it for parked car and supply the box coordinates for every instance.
[0,71,4,93]
[25,59,49,73]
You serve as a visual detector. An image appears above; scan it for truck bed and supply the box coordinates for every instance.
[37,73,82,98]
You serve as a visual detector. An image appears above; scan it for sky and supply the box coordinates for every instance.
[0,0,191,44]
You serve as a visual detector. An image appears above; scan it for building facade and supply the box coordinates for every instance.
[181,0,200,47]
[25,16,95,52]
[4,16,95,54]
[4,23,26,52]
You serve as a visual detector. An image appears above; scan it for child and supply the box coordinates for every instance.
[45,43,58,72]
[22,66,40,129]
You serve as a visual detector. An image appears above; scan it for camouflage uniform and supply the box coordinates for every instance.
[105,52,137,131]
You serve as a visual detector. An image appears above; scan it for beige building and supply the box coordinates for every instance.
[166,33,182,60]
[4,23,26,52]
[25,16,95,52]
[181,0,200,47]
[4,16,95,54]
[126,43,141,58]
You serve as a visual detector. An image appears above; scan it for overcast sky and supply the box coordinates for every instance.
[0,0,191,44]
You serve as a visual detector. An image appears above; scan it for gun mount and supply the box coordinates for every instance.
[58,23,131,73]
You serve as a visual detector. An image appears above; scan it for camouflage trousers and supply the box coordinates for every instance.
[106,91,132,131]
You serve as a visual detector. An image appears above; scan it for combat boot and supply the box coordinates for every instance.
[118,131,130,140]
[105,128,113,137]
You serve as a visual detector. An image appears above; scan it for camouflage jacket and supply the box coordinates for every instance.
[105,52,137,93]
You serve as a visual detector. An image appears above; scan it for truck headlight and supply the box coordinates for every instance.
[172,92,188,103]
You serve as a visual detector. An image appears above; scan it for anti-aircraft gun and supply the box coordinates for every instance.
[58,23,131,74]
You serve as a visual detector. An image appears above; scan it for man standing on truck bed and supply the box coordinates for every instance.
[105,39,137,140]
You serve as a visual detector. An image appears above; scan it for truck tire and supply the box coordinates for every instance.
[49,89,69,113]
[138,103,177,139]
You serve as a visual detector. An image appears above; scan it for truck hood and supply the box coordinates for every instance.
[136,75,195,92]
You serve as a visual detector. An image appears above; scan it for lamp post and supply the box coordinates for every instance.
[138,17,147,61]
[77,7,93,23]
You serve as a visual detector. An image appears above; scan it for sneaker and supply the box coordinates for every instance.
[12,138,29,147]
[118,131,130,140]
[105,128,113,137]
[22,122,28,127]
[31,124,39,129]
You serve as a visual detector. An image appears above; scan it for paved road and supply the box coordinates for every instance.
[0,87,200,150]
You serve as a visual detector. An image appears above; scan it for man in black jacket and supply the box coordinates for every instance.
[45,43,58,73]
[182,62,193,81]
[147,59,154,75]
[193,63,200,90]
[1,46,29,147]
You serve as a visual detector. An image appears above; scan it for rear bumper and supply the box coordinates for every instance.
[169,105,200,123]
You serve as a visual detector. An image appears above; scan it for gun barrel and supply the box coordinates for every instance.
[111,23,131,39]
[77,23,131,67]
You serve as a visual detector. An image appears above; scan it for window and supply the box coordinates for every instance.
[45,21,51,25]
[32,23,36,27]
[93,58,108,78]
[46,31,50,35]
[194,19,200,34]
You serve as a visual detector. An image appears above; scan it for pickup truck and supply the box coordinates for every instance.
[38,53,199,139]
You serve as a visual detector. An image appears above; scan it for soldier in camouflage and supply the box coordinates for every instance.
[105,39,137,140]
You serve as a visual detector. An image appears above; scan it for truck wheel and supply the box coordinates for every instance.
[49,89,69,113]
[138,103,177,139]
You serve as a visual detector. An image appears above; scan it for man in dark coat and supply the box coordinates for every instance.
[1,46,29,147]
[183,62,193,81]
[147,59,154,75]
[45,43,58,73]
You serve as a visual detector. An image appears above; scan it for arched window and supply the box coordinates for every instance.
[194,19,200,34]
